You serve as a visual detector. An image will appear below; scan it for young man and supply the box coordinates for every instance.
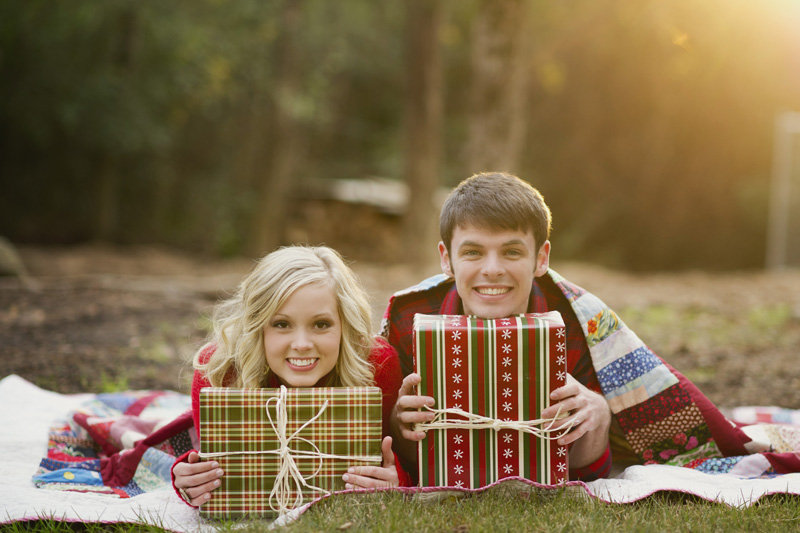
[382,172,613,481]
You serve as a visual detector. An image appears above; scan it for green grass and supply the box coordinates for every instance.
[9,490,800,532]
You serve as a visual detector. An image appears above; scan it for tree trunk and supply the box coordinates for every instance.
[403,0,443,266]
[93,4,139,242]
[465,0,532,175]
[247,0,304,257]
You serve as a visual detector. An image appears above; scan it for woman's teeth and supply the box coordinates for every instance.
[288,358,316,367]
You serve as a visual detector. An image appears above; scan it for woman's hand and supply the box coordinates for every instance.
[342,436,400,489]
[173,451,224,506]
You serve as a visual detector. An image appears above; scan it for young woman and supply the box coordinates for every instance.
[172,246,409,507]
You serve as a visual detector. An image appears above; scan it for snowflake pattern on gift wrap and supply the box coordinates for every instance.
[451,345,462,355]
[451,330,462,340]
[557,342,566,353]
[502,356,512,367]
[452,358,462,368]
[502,329,512,339]
[502,372,512,382]
[452,403,462,410]
[452,390,462,399]
[453,434,463,444]
[454,480,465,488]
[453,449,464,459]
[503,464,514,474]
[503,449,513,458]
[453,374,462,384]
[556,354,566,366]
[557,462,567,472]
[556,328,565,338]
[503,433,513,443]
[557,371,566,381]
[500,318,512,325]
[557,447,566,457]
[454,465,464,475]
[502,344,512,354]
[503,402,512,412]
[502,388,512,397]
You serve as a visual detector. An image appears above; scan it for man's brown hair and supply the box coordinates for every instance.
[439,172,552,252]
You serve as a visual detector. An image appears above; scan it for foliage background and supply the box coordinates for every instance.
[2,0,799,270]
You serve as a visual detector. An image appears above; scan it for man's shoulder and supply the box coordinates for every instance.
[380,274,454,335]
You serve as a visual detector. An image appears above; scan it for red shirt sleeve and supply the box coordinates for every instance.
[569,445,612,481]
[367,337,412,486]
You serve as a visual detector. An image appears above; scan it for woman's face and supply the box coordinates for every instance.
[263,282,342,387]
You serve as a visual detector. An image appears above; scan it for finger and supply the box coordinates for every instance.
[541,398,580,419]
[398,373,421,396]
[401,427,428,441]
[381,436,395,468]
[187,451,201,463]
[557,417,588,446]
[398,409,436,425]
[343,472,394,489]
[176,466,225,490]
[397,395,434,410]
[183,477,222,505]
[173,459,220,477]
[345,466,394,480]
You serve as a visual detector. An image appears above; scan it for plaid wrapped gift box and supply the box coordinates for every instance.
[199,386,382,519]
[414,312,569,488]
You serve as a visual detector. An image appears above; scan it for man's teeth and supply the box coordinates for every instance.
[476,287,510,295]
[288,358,316,367]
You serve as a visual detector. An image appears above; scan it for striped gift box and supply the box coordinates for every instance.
[198,386,382,519]
[414,312,569,488]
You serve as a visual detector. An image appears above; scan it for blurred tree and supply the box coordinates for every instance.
[464,0,532,174]
[403,0,443,265]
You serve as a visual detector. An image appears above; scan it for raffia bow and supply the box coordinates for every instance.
[199,385,382,516]
[414,404,575,440]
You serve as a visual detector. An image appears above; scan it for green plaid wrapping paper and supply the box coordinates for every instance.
[198,386,382,519]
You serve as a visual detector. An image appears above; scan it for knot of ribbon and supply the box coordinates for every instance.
[199,385,382,516]
[414,404,574,441]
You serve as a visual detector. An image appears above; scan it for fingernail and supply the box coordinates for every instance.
[213,480,220,487]
[342,474,349,482]
[216,469,224,476]
[212,462,219,468]
[345,483,352,490]
[204,493,211,500]
[347,467,354,473]
[426,399,434,406]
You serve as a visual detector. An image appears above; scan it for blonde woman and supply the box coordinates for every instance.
[171,246,409,507]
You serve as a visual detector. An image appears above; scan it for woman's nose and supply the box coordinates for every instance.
[290,330,313,351]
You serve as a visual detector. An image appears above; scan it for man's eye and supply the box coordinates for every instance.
[505,249,522,257]
[462,249,480,257]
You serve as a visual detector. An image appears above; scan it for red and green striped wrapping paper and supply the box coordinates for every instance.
[414,312,569,488]
[198,387,382,519]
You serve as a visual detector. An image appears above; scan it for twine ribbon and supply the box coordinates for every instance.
[414,404,575,441]
[199,385,382,516]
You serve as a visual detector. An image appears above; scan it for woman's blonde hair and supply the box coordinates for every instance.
[195,246,375,388]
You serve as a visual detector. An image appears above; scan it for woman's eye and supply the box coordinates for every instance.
[271,320,289,329]
[314,320,332,330]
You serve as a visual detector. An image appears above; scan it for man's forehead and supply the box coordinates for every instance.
[452,224,536,247]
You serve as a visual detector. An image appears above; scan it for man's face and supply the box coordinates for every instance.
[439,224,550,319]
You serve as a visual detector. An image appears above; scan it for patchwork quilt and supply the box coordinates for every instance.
[33,389,195,497]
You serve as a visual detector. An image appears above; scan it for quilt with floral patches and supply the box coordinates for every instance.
[547,269,800,477]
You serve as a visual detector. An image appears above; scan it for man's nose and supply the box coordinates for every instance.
[481,252,504,277]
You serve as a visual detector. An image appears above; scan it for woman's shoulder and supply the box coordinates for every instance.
[367,335,397,364]
[195,342,217,366]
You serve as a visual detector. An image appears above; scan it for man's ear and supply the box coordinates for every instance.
[438,241,454,278]
[534,240,551,277]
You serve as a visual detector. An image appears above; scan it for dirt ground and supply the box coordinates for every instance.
[1,245,799,410]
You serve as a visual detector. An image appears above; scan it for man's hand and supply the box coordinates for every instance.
[342,436,400,489]
[541,374,611,469]
[389,373,435,467]
[172,451,223,506]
